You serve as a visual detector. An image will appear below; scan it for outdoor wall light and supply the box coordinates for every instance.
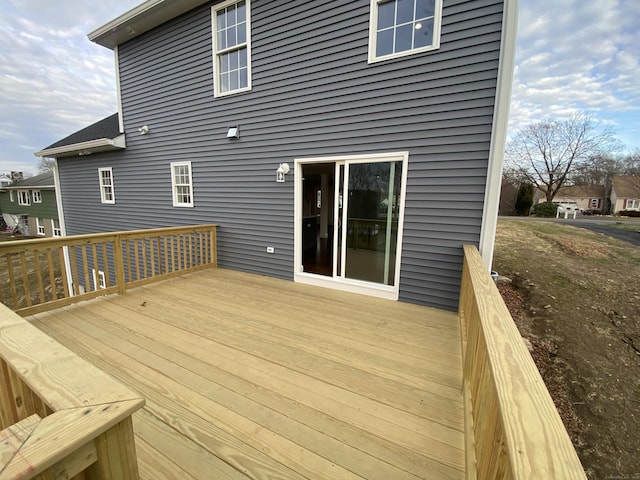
[276,163,290,183]
[138,125,150,135]
[227,126,240,139]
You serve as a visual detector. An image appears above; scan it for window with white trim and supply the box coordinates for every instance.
[32,190,42,203]
[92,268,107,290]
[369,0,442,62]
[589,198,600,209]
[18,190,30,206]
[171,162,194,207]
[212,0,251,97]
[9,190,14,202]
[52,219,61,237]
[99,167,115,204]
[36,218,45,236]
[627,199,640,209]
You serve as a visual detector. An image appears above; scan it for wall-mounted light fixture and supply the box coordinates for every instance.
[138,125,150,135]
[227,126,240,139]
[276,163,290,183]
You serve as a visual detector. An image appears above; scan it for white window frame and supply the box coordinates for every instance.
[9,190,14,202]
[52,219,61,237]
[98,167,115,204]
[171,161,194,208]
[92,268,107,290]
[627,199,640,209]
[18,190,30,206]
[212,0,252,97]
[32,190,42,203]
[368,0,443,63]
[293,151,409,301]
[36,217,45,236]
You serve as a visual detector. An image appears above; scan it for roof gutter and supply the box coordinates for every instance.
[34,134,126,159]
[88,0,211,49]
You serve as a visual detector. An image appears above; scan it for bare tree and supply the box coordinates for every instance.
[506,113,620,202]
[38,157,56,173]
[569,154,622,186]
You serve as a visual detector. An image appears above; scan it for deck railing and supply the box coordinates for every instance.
[459,244,586,479]
[0,301,145,479]
[0,225,217,316]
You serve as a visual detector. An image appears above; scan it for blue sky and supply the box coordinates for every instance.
[1,0,639,175]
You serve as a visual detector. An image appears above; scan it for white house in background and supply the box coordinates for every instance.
[611,176,640,214]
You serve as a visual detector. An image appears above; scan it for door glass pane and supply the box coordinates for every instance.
[344,161,402,286]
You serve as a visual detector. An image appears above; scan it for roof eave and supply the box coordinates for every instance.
[88,0,211,49]
[3,185,55,190]
[34,134,126,159]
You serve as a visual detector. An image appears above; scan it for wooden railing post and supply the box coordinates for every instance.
[113,234,127,295]
[210,226,217,268]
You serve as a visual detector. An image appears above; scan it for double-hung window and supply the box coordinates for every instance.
[212,0,251,97]
[369,0,442,62]
[18,190,30,206]
[9,190,14,202]
[171,162,194,207]
[627,199,640,209]
[32,190,42,203]
[99,167,115,204]
[52,219,61,237]
[36,218,45,236]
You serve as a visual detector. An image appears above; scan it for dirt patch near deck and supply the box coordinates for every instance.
[494,219,640,480]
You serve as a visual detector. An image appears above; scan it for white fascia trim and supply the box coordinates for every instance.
[478,0,519,270]
[34,135,126,158]
[88,0,165,44]
[88,0,211,49]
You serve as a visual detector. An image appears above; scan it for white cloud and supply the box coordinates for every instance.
[510,0,640,150]
[0,0,139,174]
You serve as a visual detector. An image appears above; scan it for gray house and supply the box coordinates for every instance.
[36,0,517,311]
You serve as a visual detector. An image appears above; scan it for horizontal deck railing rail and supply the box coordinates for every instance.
[0,225,217,316]
[0,301,145,479]
[459,244,586,479]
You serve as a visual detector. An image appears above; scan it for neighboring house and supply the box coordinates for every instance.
[0,171,60,237]
[537,185,606,213]
[611,176,640,214]
[35,0,517,311]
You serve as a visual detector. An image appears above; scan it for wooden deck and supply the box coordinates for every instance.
[27,268,464,480]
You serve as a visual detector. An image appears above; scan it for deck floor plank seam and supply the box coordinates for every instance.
[27,269,465,480]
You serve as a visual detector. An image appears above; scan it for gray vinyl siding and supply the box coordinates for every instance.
[58,0,504,311]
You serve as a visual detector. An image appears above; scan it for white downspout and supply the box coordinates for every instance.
[51,157,74,297]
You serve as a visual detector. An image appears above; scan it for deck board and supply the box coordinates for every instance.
[29,269,465,480]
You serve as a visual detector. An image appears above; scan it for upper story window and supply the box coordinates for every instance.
[18,190,30,206]
[32,190,42,203]
[369,0,442,63]
[212,0,251,97]
[99,167,115,204]
[171,162,194,207]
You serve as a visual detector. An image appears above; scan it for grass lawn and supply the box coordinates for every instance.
[494,219,640,480]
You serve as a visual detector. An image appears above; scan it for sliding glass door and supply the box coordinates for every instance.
[296,152,407,299]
